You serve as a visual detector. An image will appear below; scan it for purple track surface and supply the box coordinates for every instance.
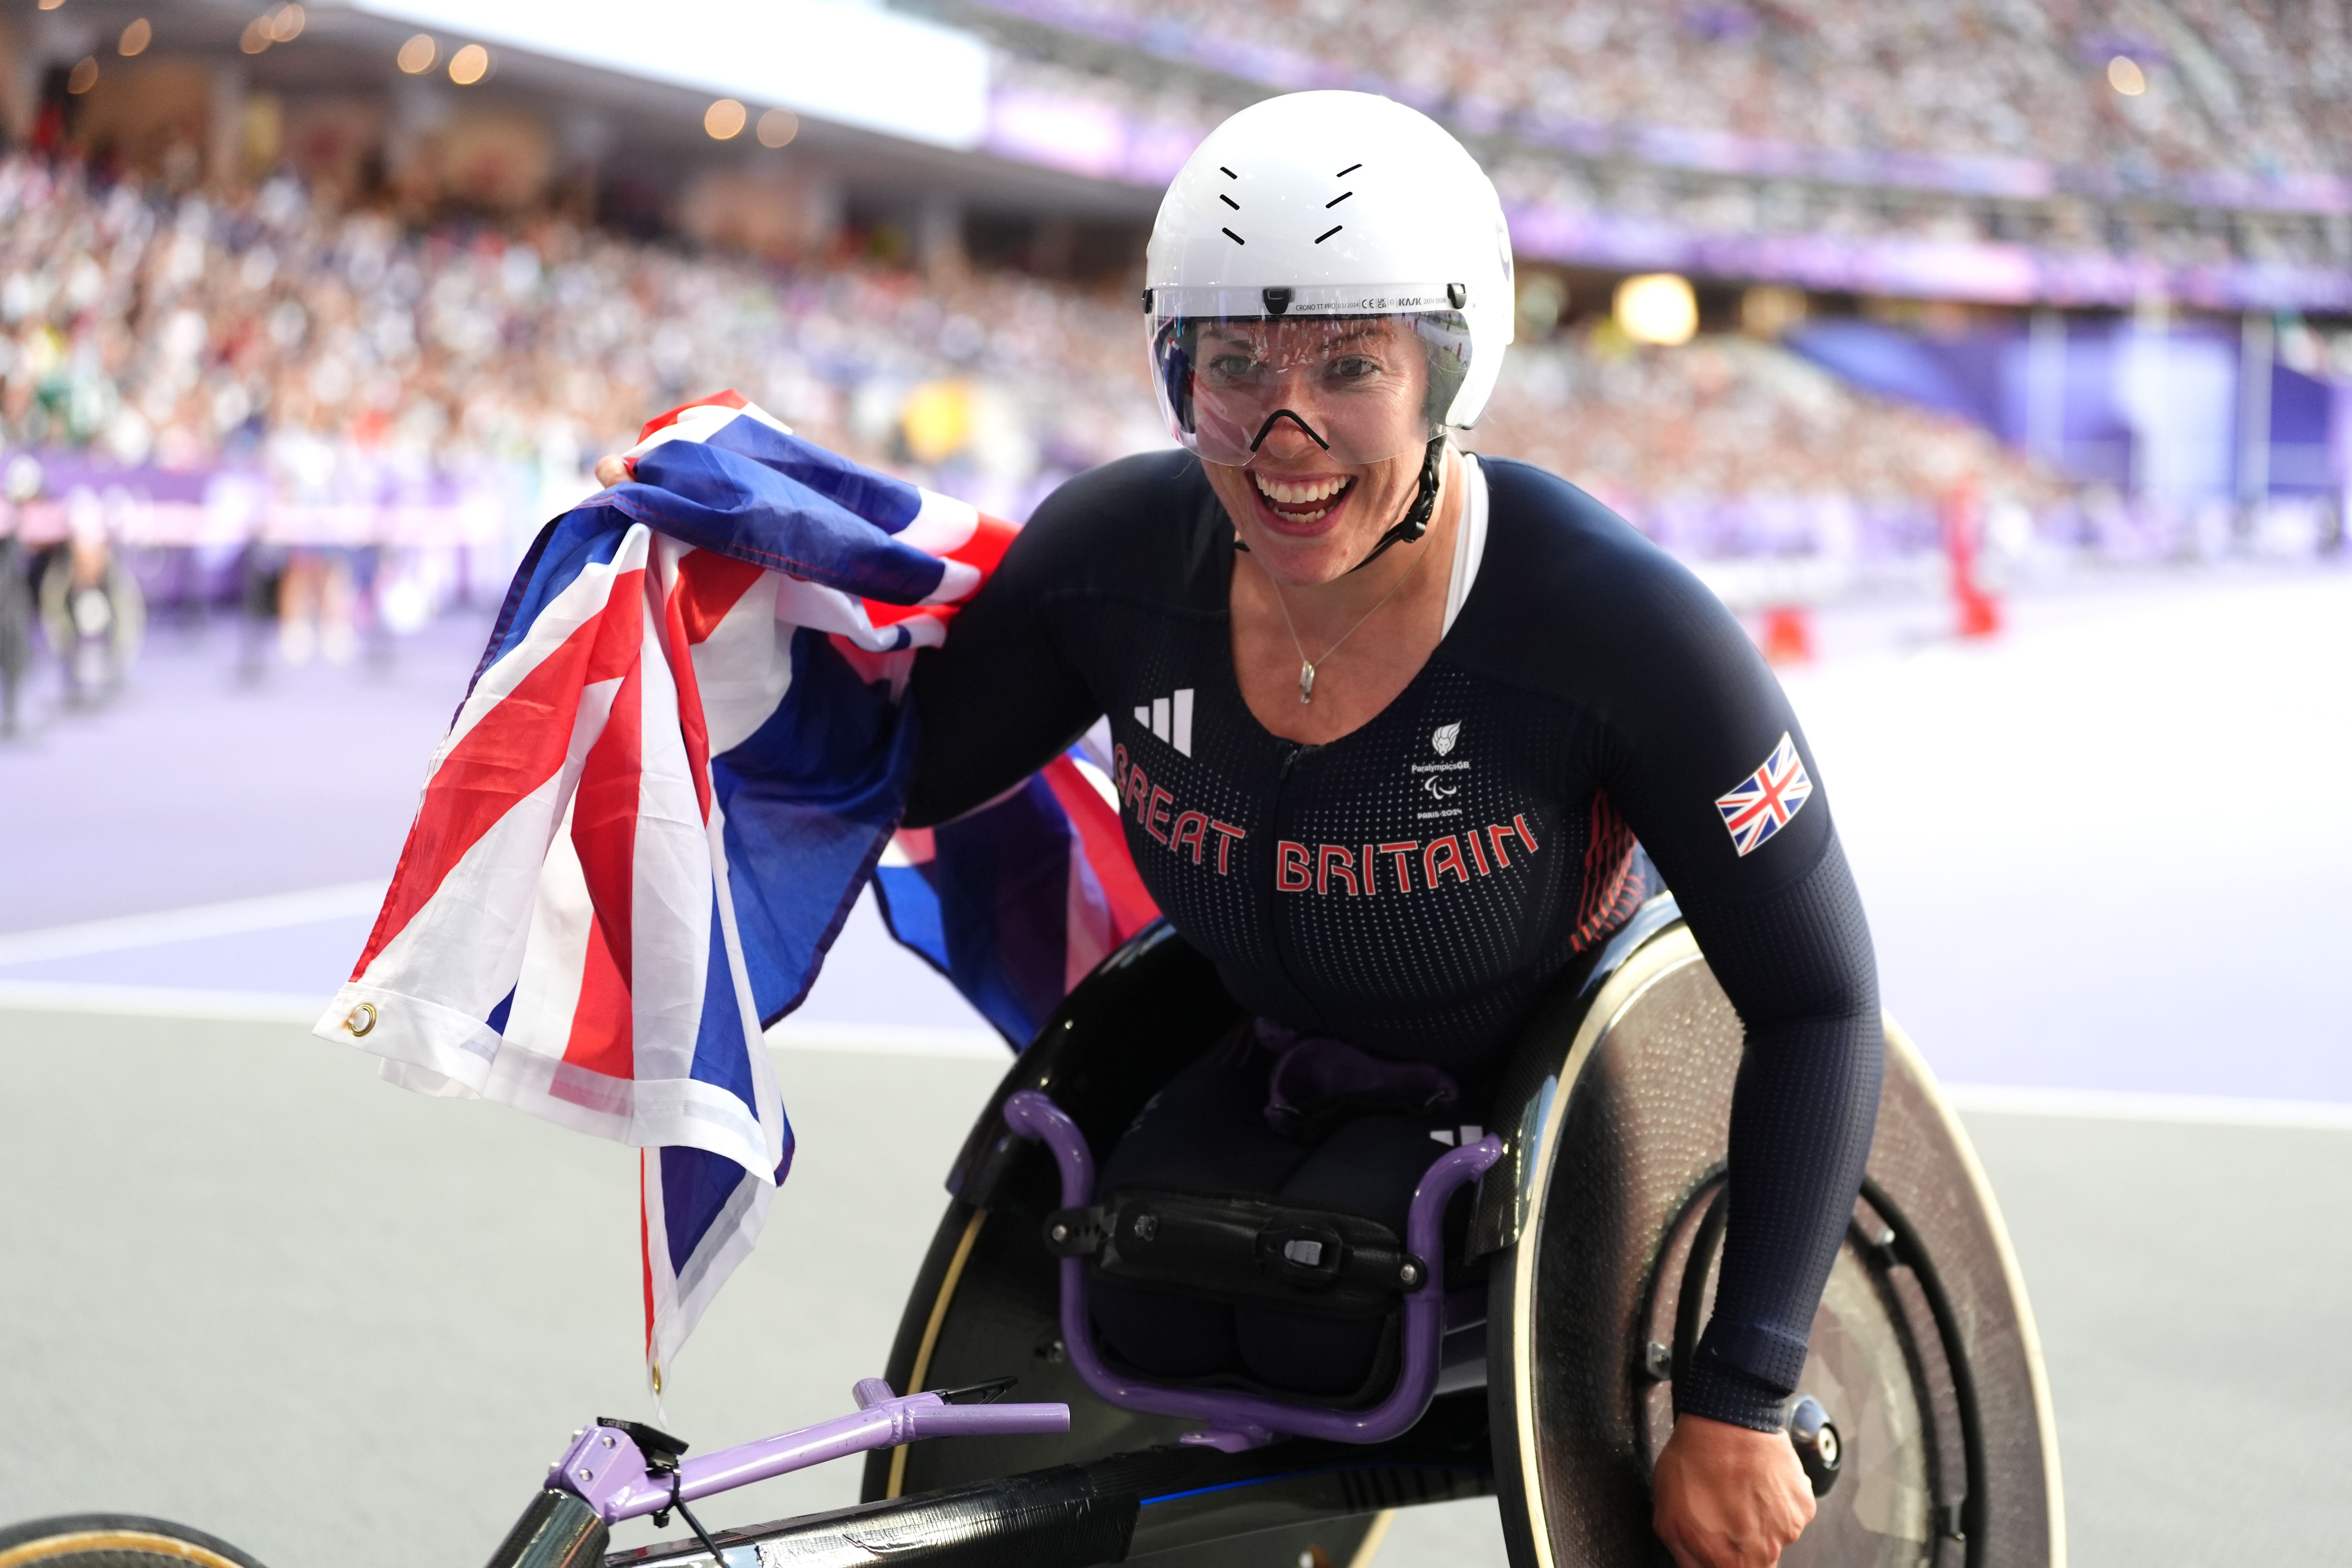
[3,565,2346,1098]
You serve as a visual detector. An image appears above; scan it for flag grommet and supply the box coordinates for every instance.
[345,1002,378,1037]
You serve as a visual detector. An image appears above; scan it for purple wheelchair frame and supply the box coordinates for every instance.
[545,1378,1070,1529]
[1001,1087,1506,1452]
[537,1087,1501,1539]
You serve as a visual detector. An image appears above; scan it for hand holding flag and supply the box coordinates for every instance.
[319,394,1152,1390]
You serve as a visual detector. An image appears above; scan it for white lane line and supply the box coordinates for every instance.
[0,882,390,966]
[767,1021,1009,1060]
[0,978,1009,1060]
[1944,1081,2352,1130]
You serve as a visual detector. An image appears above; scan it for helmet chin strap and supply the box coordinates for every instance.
[1346,434,1448,574]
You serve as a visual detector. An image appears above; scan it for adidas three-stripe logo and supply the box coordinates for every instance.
[1133,688,1194,756]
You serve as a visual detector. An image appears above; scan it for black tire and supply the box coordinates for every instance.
[0,1515,268,1568]
[1485,911,2064,1568]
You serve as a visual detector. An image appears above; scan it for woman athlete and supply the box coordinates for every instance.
[604,91,1880,1568]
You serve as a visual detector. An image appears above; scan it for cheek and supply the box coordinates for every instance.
[1351,463,1414,522]
[1203,468,1256,527]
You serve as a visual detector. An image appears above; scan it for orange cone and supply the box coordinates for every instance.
[1942,477,2003,640]
[1759,605,1815,665]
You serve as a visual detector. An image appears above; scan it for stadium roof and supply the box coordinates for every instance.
[348,0,990,151]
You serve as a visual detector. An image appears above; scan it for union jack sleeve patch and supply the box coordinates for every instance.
[1715,733,1814,857]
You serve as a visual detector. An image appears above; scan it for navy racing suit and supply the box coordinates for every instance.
[904,449,1882,1431]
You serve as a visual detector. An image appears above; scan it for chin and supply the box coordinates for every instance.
[1246,526,1376,586]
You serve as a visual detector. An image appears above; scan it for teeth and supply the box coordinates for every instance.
[1254,474,1349,505]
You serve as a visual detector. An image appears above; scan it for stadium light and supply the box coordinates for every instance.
[2107,55,2146,95]
[448,43,489,84]
[119,18,151,55]
[706,98,747,140]
[239,15,270,52]
[37,0,63,11]
[758,108,798,148]
[1615,273,1698,347]
[67,55,98,92]
[270,3,304,41]
[396,33,435,72]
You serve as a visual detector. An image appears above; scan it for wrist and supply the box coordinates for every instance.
[1671,1357,1789,1434]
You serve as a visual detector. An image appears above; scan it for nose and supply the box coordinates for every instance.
[1250,408,1330,459]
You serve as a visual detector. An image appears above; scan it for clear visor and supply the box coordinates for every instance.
[1149,290,1472,468]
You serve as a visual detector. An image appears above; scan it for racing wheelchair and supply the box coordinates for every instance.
[1,894,2061,1568]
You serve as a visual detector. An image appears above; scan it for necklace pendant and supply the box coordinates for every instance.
[1298,661,1315,704]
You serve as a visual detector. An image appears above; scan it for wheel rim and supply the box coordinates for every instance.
[1496,922,2060,1568]
[1639,1182,1950,1565]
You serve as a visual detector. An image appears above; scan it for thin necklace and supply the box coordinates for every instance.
[1265,543,1429,704]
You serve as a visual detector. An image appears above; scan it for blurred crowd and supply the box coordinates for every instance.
[979,0,2352,271]
[1472,329,2059,529]
[988,0,2352,180]
[0,139,2289,615]
[0,152,1158,513]
[0,131,2319,724]
[0,145,2075,545]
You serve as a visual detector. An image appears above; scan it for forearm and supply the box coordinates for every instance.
[1674,843,1883,1430]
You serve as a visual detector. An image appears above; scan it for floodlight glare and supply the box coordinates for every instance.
[1615,274,1698,347]
[706,98,747,140]
[758,108,799,148]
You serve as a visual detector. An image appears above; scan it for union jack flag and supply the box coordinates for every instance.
[1715,732,1814,857]
[316,393,1154,1393]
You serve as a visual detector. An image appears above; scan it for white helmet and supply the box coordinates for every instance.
[1145,90,1515,470]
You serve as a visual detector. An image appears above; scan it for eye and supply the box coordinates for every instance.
[1205,353,1262,381]
[1326,355,1381,381]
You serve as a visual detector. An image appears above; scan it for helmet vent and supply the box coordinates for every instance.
[1220,166,1238,178]
[1222,227,1245,245]
[1325,191,1353,208]
[1335,162,1362,177]
[1314,226,1342,244]
[1220,194,1239,210]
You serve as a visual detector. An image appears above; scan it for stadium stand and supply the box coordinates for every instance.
[0,0,2344,628]
[946,0,2352,286]
[0,153,1152,509]
[0,147,2072,566]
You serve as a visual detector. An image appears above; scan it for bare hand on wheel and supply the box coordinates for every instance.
[1652,1413,1816,1568]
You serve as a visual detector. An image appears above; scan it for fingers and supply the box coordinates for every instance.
[1650,1415,1816,1568]
[594,454,632,488]
[1658,1533,1706,1568]
[1654,1515,1782,1568]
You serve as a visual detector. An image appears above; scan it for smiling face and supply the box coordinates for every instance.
[1188,315,1438,586]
